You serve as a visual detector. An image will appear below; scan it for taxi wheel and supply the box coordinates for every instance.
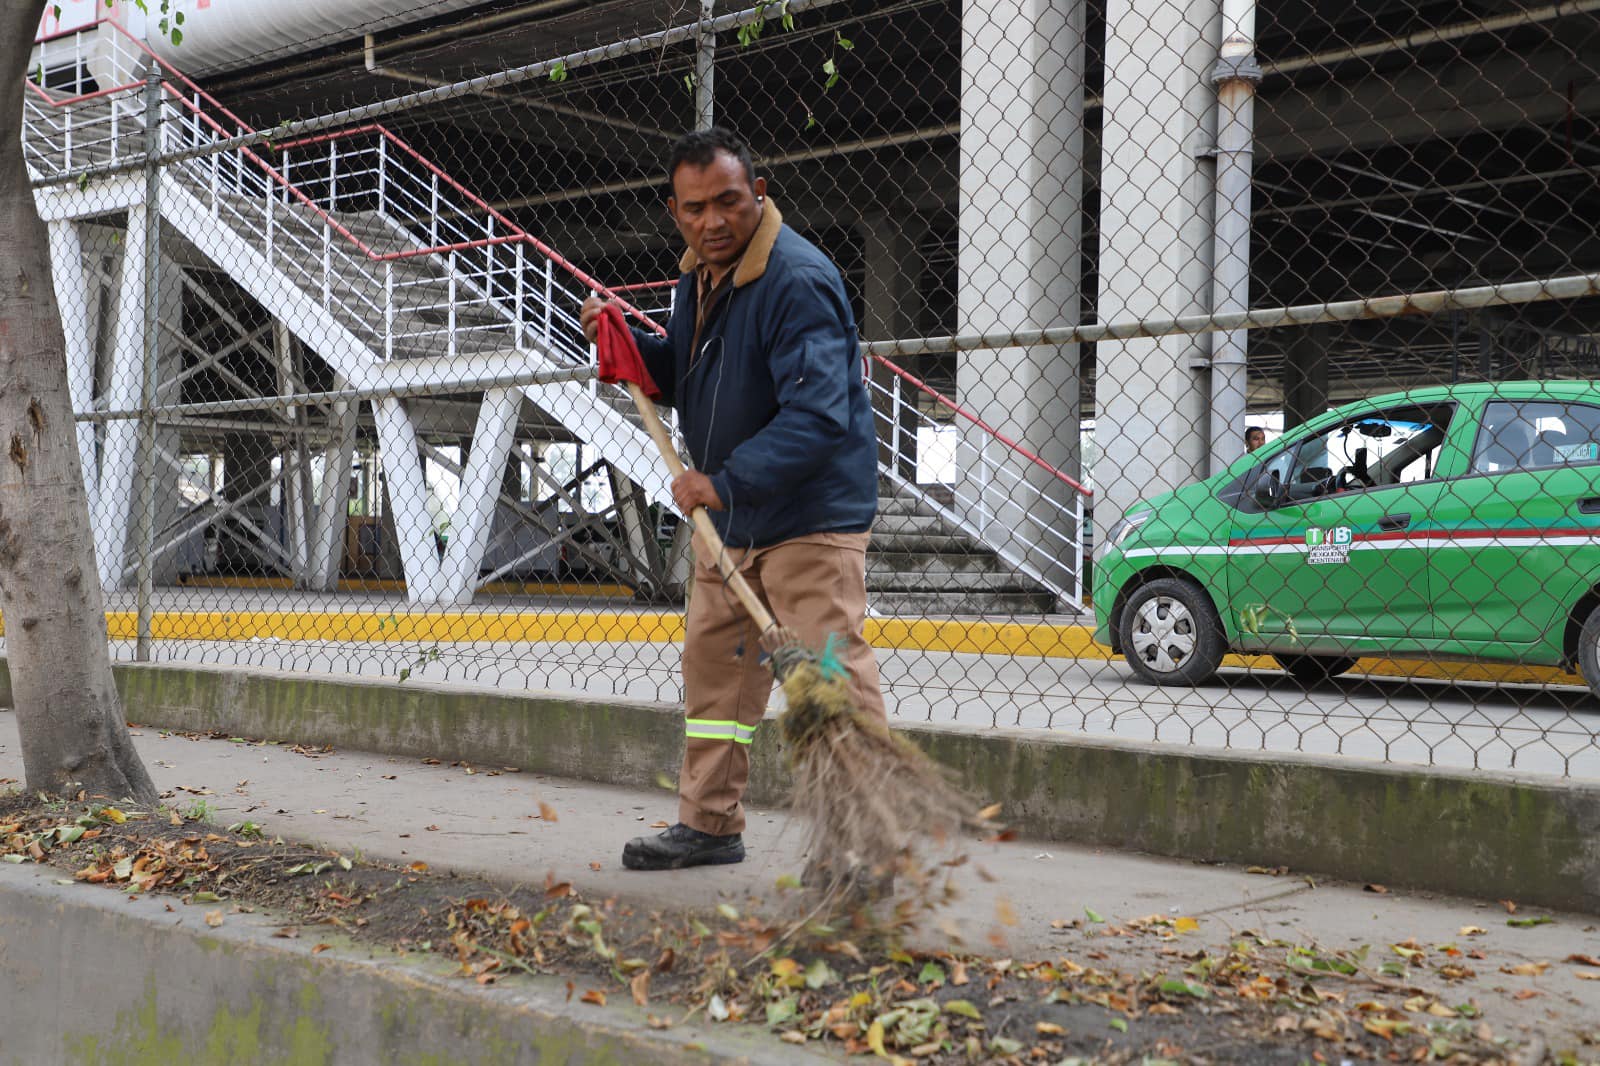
[1274,654,1359,685]
[1119,578,1226,686]
[1578,605,1600,702]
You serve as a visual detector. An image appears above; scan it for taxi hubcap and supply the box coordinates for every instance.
[1131,596,1195,673]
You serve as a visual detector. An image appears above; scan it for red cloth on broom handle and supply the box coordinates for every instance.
[619,382,779,637]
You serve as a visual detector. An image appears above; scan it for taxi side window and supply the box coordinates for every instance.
[1278,404,1454,504]
[1471,401,1600,474]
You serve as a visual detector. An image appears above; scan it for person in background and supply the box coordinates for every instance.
[1245,426,1266,453]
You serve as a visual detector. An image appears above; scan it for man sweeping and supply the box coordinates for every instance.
[580,127,887,872]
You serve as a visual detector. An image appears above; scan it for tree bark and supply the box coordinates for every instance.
[0,4,159,805]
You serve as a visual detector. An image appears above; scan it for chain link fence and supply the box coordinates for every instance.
[19,0,1600,780]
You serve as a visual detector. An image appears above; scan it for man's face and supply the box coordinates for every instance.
[1246,429,1265,452]
[668,150,767,275]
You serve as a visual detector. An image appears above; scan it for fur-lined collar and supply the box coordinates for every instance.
[677,199,783,288]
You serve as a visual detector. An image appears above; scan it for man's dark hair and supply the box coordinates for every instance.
[666,127,757,194]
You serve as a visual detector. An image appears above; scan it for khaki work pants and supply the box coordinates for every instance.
[678,531,887,836]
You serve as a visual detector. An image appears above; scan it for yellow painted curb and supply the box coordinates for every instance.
[173,575,635,598]
[0,610,1581,689]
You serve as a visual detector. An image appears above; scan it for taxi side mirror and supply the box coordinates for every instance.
[1252,471,1281,507]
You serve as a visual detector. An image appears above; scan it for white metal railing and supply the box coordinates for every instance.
[868,356,1087,609]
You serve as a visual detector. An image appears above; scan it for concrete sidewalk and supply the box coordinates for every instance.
[1,709,1596,1050]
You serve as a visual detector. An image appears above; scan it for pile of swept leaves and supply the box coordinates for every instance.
[0,794,1538,1064]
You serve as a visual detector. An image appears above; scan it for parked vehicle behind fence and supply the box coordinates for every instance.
[1095,381,1600,698]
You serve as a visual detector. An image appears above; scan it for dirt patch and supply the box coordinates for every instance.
[0,793,1545,1064]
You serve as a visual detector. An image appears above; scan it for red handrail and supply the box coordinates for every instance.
[608,280,679,293]
[24,77,145,107]
[34,15,113,46]
[870,354,1092,498]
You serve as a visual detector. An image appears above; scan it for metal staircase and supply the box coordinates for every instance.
[24,19,1088,613]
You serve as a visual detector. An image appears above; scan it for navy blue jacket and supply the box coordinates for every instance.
[632,202,878,550]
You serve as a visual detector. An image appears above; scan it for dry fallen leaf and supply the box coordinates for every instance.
[408,861,428,873]
[1036,1021,1066,1036]
[589,861,602,871]
[995,898,1018,927]
[1575,971,1600,981]
[312,943,331,955]
[1173,916,1199,934]
[1513,989,1542,1001]
[580,989,606,1007]
[976,802,1003,821]
[646,1015,673,1030]
[1565,953,1600,967]
[538,802,559,823]
[1459,925,1487,936]
[630,971,650,1006]
[1500,899,1518,914]
[1500,961,1549,977]
[203,909,224,928]
[649,820,670,829]
[1363,883,1389,894]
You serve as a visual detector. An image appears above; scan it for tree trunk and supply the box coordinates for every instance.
[0,5,158,806]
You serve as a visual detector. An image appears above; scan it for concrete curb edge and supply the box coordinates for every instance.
[0,862,835,1066]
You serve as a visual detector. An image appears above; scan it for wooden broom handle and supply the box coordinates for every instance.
[624,382,778,633]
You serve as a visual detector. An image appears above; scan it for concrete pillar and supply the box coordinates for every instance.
[1282,324,1331,430]
[956,0,1085,594]
[1094,0,1219,530]
[861,209,926,478]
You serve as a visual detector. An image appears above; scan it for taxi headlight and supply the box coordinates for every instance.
[1106,510,1152,550]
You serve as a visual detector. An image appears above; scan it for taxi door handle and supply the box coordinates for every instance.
[1378,512,1411,531]
[1580,497,1600,514]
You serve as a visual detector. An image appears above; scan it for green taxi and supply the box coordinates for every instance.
[1093,381,1600,695]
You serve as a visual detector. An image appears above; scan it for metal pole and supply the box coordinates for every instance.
[133,62,163,661]
[1206,0,1261,476]
[695,0,716,130]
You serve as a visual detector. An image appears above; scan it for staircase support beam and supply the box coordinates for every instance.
[438,388,520,605]
[91,205,148,591]
[47,219,99,514]
[371,397,446,603]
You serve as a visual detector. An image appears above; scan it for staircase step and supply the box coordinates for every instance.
[867,552,1020,583]
[873,511,960,538]
[867,588,1061,616]
[869,530,984,554]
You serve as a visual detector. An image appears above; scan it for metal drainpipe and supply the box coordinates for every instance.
[695,0,716,130]
[1207,0,1261,475]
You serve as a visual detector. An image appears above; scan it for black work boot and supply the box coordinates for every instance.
[622,823,745,871]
